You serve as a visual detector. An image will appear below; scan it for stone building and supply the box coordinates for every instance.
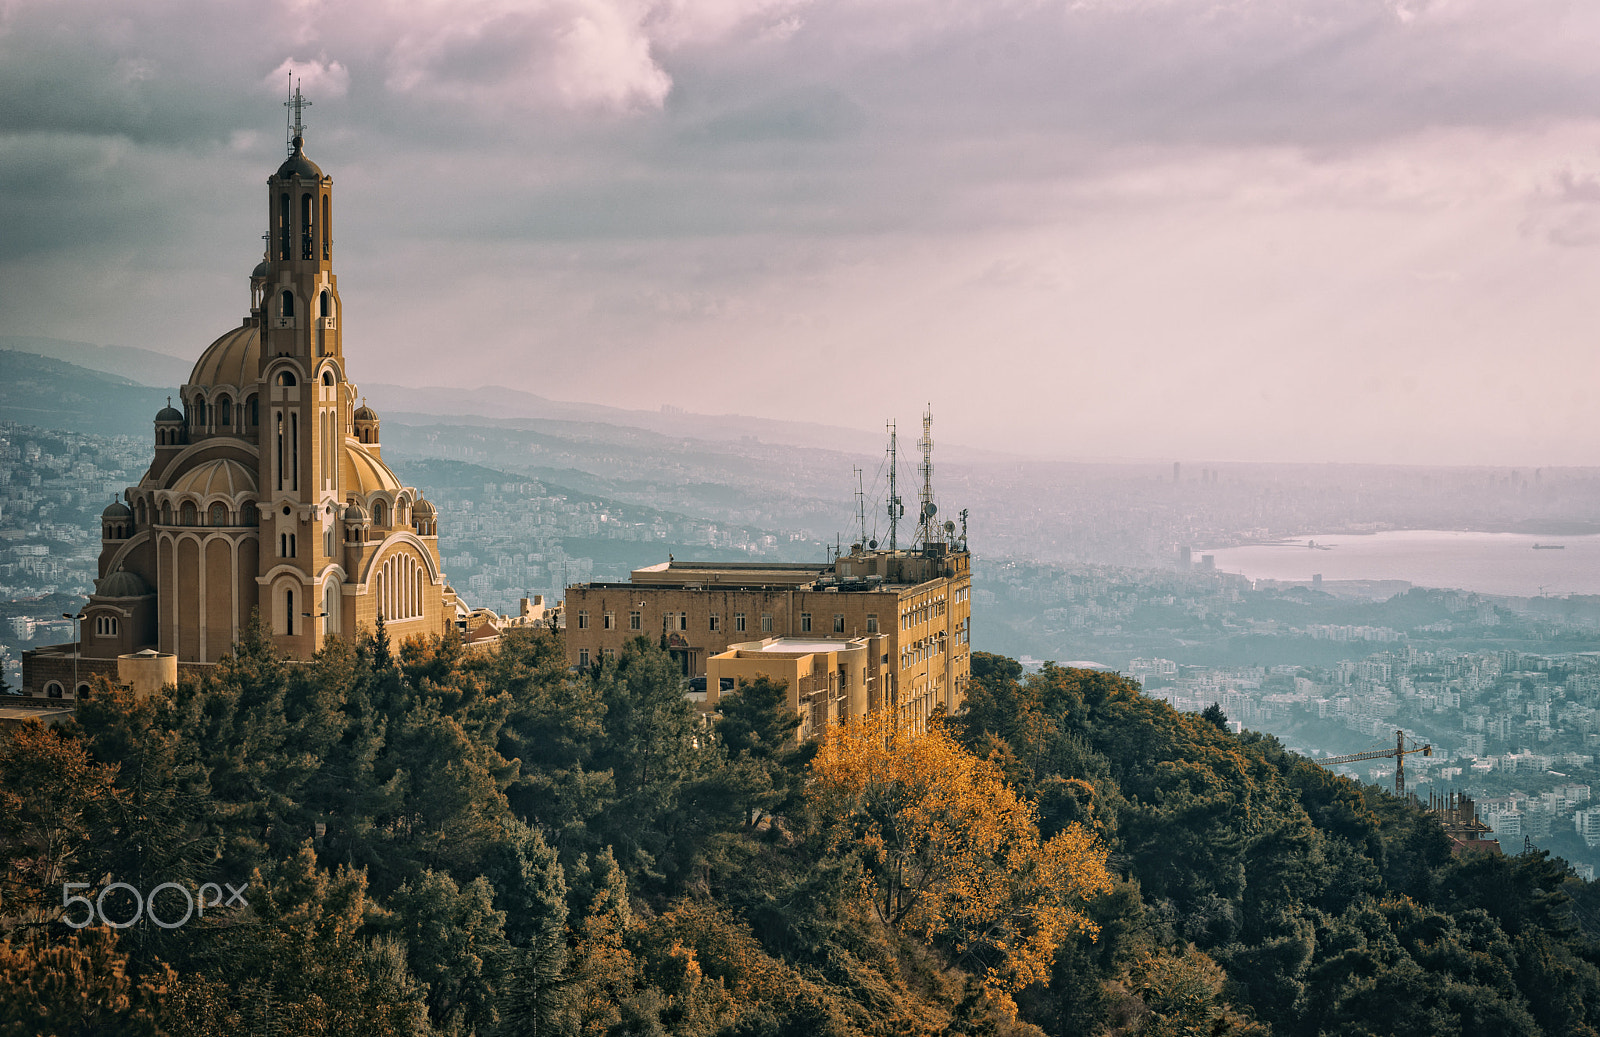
[563,542,972,731]
[23,90,454,699]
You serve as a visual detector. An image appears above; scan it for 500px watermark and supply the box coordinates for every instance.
[62,882,249,930]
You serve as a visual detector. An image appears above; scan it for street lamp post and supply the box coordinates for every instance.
[61,611,84,698]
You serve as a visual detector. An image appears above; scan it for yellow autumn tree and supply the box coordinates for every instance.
[810,711,1113,992]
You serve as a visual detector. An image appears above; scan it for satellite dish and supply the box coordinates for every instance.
[944,520,956,534]
[868,539,878,549]
[922,502,937,520]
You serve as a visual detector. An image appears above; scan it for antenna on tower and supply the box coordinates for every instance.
[853,466,867,547]
[284,76,312,155]
[886,421,902,552]
[916,405,936,548]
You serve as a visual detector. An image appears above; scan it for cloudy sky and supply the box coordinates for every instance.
[4,0,1600,465]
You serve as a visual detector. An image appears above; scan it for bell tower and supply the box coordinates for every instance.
[261,82,342,369]
[255,80,351,656]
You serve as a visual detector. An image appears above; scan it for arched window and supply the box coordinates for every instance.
[301,193,315,260]
[46,681,63,698]
[322,370,334,386]
[160,501,172,525]
[135,500,147,526]
[241,502,258,526]
[193,398,207,428]
[281,291,295,318]
[285,588,295,636]
[248,396,259,425]
[320,290,331,317]
[209,502,229,526]
[321,194,331,259]
[372,500,387,527]
[76,683,92,700]
[218,397,232,426]
[277,371,297,387]
[279,192,291,261]
[179,501,197,525]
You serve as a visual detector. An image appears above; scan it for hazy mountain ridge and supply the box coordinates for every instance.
[0,335,193,389]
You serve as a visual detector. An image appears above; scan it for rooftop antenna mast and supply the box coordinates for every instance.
[853,466,867,547]
[916,406,936,548]
[886,421,902,552]
[284,75,311,155]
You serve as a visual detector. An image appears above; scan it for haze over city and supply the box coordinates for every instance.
[5,0,1600,464]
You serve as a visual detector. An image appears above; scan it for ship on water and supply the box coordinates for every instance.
[1533,543,1566,550]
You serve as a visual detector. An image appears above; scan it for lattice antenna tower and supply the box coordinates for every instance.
[916,406,936,547]
[284,75,311,155]
[853,466,868,546]
[885,421,901,552]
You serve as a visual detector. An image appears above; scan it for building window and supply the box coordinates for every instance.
[209,502,229,526]
[678,612,688,631]
[45,681,63,698]
[761,613,773,633]
[603,612,615,630]
[735,612,746,632]
[95,616,119,637]
[800,612,812,633]
[709,614,720,632]
[603,647,616,660]
[577,611,588,629]
[833,614,845,633]
[867,614,878,633]
[630,611,641,630]
[579,649,590,668]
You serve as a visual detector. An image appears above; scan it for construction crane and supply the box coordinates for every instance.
[1318,729,1431,797]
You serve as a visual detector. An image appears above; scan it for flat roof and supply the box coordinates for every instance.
[756,639,861,653]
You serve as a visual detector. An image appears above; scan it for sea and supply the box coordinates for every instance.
[1197,530,1600,598]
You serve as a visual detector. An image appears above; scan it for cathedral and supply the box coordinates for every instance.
[23,90,455,698]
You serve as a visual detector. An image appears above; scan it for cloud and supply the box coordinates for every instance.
[264,57,351,100]
[381,0,672,113]
[8,0,1600,463]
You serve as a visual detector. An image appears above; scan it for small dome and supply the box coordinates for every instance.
[251,260,270,279]
[413,499,436,518]
[102,499,131,520]
[343,502,370,524]
[276,138,324,180]
[354,404,378,422]
[96,570,152,598]
[156,405,184,422]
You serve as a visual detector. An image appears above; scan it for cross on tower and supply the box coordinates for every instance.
[284,76,311,155]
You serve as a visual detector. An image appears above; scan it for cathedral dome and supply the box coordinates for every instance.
[354,403,378,422]
[189,323,260,389]
[156,404,184,422]
[413,499,436,518]
[96,570,152,598]
[102,499,131,520]
[341,440,403,496]
[342,502,370,524]
[170,458,257,497]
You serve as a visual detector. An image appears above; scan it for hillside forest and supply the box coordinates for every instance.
[5,624,1600,1036]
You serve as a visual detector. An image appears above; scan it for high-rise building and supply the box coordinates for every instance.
[23,90,454,699]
